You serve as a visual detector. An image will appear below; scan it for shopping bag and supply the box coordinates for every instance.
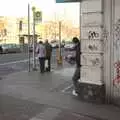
[45,60,48,68]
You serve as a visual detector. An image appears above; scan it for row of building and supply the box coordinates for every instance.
[0,16,79,45]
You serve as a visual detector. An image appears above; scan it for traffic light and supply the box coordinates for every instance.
[19,20,23,31]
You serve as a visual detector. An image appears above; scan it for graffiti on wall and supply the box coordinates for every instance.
[90,58,100,66]
[87,31,100,51]
[88,31,99,40]
[114,19,120,49]
[113,19,120,85]
[88,44,98,51]
[82,55,101,66]
[113,61,120,85]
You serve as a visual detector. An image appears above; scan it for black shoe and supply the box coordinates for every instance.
[40,70,44,73]
[46,68,50,72]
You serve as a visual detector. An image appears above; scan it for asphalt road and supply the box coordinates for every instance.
[0,49,61,77]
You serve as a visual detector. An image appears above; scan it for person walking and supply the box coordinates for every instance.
[72,37,81,96]
[44,39,52,72]
[0,45,3,54]
[36,41,46,73]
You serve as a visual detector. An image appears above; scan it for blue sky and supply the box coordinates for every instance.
[0,0,80,26]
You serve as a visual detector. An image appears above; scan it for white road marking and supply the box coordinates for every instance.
[61,84,73,93]
[0,53,57,66]
[0,57,57,66]
[0,59,29,66]
[0,57,36,66]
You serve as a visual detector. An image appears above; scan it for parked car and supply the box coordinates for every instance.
[50,40,59,48]
[19,44,33,52]
[25,44,33,52]
[64,42,75,51]
[1,44,21,54]
[64,41,76,64]
[51,40,65,48]
[51,42,58,48]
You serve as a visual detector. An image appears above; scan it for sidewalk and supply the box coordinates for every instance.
[0,65,120,120]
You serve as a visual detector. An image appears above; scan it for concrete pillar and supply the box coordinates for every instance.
[78,0,105,103]
[103,0,115,103]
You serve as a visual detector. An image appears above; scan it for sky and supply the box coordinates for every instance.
[0,0,80,26]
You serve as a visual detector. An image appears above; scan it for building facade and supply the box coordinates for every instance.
[0,16,79,44]
[79,0,120,106]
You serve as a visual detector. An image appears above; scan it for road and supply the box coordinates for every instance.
[0,49,60,77]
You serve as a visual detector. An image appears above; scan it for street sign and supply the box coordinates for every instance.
[35,11,42,22]
[56,0,80,3]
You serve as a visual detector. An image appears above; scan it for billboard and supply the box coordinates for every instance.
[56,0,80,3]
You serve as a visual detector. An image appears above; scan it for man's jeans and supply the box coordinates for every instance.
[39,57,45,73]
[72,67,80,93]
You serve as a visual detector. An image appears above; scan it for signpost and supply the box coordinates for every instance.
[31,6,42,71]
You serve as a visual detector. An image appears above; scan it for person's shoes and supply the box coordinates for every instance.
[40,71,44,74]
[72,90,78,96]
[46,68,51,72]
[48,69,51,72]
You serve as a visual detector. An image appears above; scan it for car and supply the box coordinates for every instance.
[51,42,59,48]
[25,44,33,52]
[50,40,59,48]
[1,44,21,54]
[64,41,76,64]
[64,42,75,51]
[20,44,33,52]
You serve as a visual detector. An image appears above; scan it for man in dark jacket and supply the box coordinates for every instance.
[72,37,81,96]
[0,46,3,54]
[45,39,52,72]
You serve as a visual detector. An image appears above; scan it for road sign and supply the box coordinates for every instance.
[35,11,42,22]
[56,0,80,3]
